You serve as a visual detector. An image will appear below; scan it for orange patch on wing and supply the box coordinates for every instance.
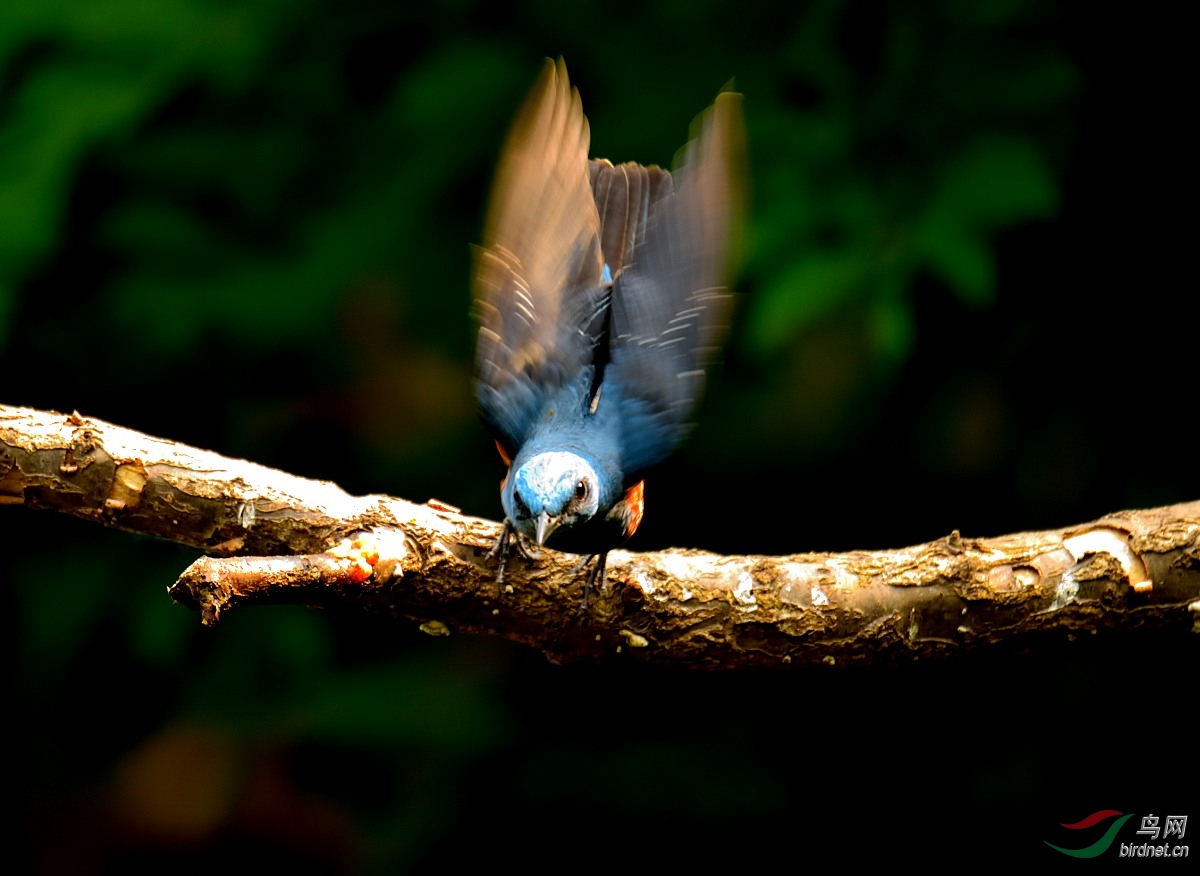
[623,480,645,538]
[494,440,512,466]
[495,440,512,493]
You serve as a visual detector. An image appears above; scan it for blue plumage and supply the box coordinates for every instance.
[473,59,743,598]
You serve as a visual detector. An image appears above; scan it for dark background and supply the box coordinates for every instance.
[2,0,1194,870]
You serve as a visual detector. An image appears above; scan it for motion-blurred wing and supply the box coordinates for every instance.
[607,90,745,476]
[474,59,606,456]
[588,160,674,278]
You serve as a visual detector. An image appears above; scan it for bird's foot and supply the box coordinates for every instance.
[569,552,608,618]
[486,518,538,589]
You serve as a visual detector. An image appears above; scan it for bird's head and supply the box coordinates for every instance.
[504,451,602,546]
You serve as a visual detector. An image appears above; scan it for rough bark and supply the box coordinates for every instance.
[3,402,1198,668]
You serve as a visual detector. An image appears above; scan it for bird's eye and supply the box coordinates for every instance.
[574,479,589,502]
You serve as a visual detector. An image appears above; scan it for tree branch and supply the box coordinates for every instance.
[3,402,1198,668]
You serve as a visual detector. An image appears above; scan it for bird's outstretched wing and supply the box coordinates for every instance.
[588,160,673,279]
[473,59,607,458]
[607,90,745,477]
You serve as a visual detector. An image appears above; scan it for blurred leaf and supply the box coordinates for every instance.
[911,215,996,305]
[908,137,1056,306]
[0,0,289,345]
[104,178,408,350]
[0,63,151,276]
[739,2,1070,356]
[388,40,523,137]
[747,249,865,352]
[869,278,916,362]
[935,136,1058,226]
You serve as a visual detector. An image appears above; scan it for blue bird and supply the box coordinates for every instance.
[473,59,743,605]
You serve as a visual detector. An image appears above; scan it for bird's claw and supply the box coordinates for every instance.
[485,518,539,589]
[570,553,608,618]
[486,522,607,619]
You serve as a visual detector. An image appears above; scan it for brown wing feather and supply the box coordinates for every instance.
[607,89,746,475]
[473,59,606,452]
[588,160,674,277]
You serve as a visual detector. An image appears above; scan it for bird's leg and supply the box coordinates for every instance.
[486,518,538,589]
[484,519,515,588]
[569,551,608,617]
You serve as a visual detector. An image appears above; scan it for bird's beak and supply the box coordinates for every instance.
[535,511,554,546]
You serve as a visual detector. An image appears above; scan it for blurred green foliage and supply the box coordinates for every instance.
[743,2,1071,360]
[1,0,1074,359]
[3,0,1194,871]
